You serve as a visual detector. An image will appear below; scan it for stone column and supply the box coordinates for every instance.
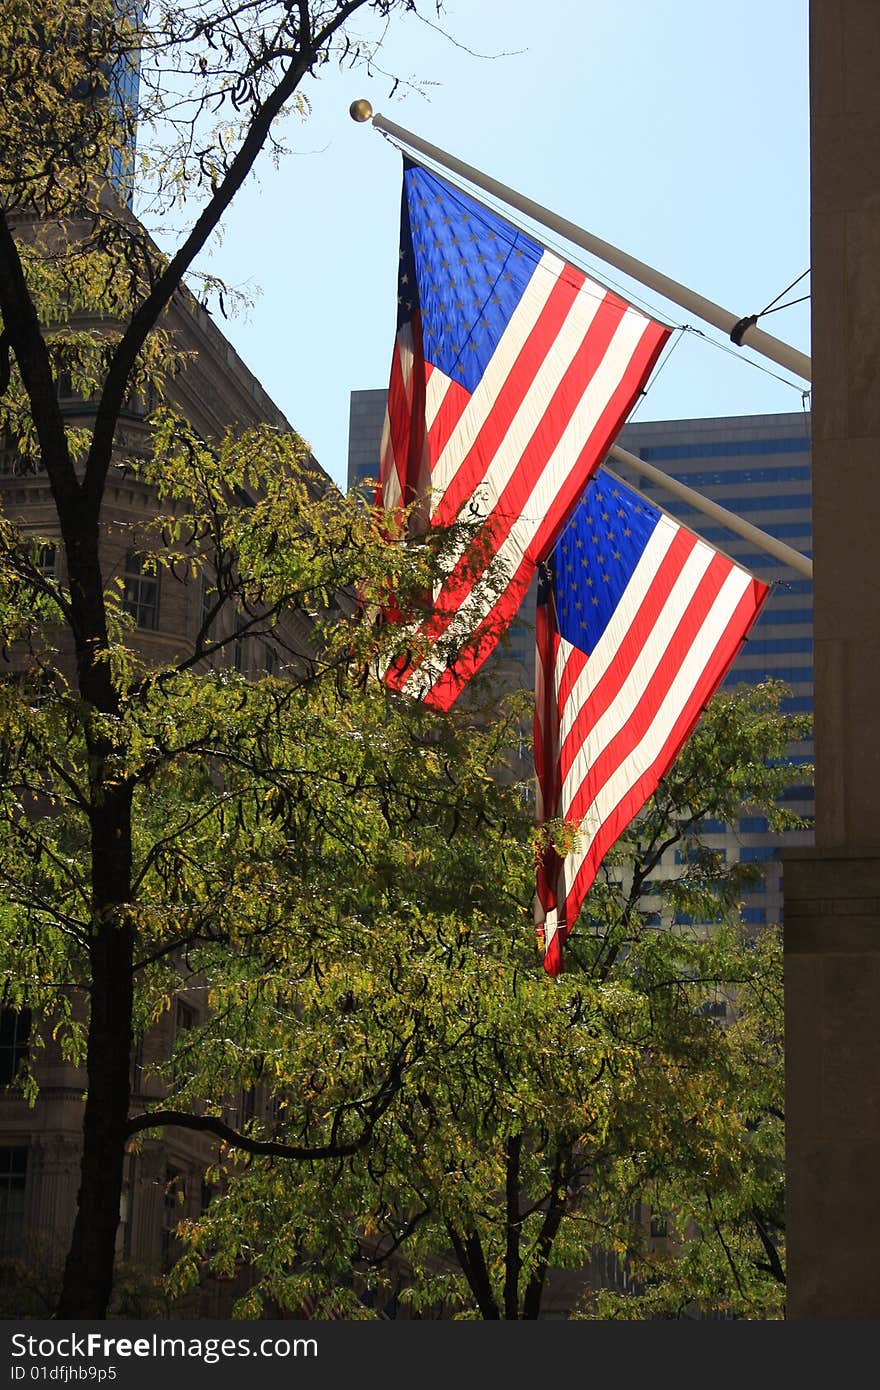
[785,0,880,1319]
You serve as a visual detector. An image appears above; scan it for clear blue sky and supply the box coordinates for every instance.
[182,0,810,490]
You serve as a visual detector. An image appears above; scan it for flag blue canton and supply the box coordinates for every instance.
[555,469,662,653]
[401,160,543,391]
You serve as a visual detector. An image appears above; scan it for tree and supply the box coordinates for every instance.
[586,925,785,1320]
[0,0,494,1318]
[166,682,807,1320]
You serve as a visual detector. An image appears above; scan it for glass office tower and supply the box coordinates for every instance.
[107,2,143,207]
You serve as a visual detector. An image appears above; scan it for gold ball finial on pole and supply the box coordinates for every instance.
[349,99,373,123]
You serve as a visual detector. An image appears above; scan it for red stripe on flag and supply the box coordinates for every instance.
[543,931,566,977]
[534,598,563,822]
[534,613,563,956]
[381,315,427,514]
[379,342,410,509]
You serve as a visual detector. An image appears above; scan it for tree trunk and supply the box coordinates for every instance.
[57,785,135,1317]
[56,533,135,1318]
[503,1134,522,1319]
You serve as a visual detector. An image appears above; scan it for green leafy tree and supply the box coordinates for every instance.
[167,683,807,1320]
[0,0,498,1319]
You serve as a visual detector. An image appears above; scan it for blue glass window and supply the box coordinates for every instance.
[665,493,811,517]
[755,609,813,626]
[741,907,767,925]
[675,847,727,865]
[639,461,811,489]
[725,667,813,686]
[778,784,814,802]
[774,580,813,595]
[743,637,812,655]
[637,440,809,466]
[694,521,812,545]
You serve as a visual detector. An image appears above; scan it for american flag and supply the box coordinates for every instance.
[377,159,670,711]
[534,467,769,976]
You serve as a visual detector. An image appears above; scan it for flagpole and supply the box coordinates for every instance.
[606,443,813,579]
[353,104,811,385]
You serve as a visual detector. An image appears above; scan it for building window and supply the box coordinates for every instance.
[782,695,814,713]
[638,443,810,470]
[161,1168,184,1266]
[172,1002,196,1089]
[175,1001,196,1035]
[741,907,767,925]
[0,1149,27,1257]
[745,638,813,656]
[0,1010,31,1087]
[200,578,217,636]
[130,1035,144,1094]
[725,667,813,687]
[119,1153,137,1262]
[754,608,813,627]
[666,492,810,517]
[674,847,727,865]
[700,999,728,1020]
[777,784,814,803]
[36,543,58,578]
[122,552,160,631]
[775,579,813,596]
